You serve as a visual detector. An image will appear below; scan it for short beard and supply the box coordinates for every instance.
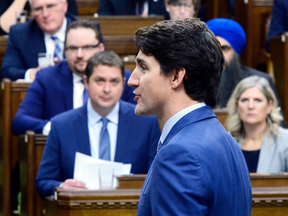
[216,53,242,108]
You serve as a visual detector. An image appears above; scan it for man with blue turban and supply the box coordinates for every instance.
[207,18,283,118]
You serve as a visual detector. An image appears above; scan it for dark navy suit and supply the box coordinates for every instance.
[36,101,161,199]
[137,106,252,215]
[98,0,168,18]
[266,0,288,51]
[12,61,135,135]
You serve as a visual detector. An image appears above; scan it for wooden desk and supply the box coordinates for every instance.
[0,36,8,70]
[214,109,228,129]
[251,173,288,187]
[235,0,273,69]
[206,0,230,20]
[46,187,288,216]
[0,79,30,216]
[77,0,100,16]
[270,34,288,126]
[46,188,141,216]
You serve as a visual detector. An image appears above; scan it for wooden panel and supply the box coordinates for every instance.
[251,173,288,187]
[235,0,273,69]
[76,0,100,15]
[18,131,47,216]
[270,34,288,126]
[213,109,228,129]
[206,0,230,20]
[0,36,8,70]
[0,79,30,216]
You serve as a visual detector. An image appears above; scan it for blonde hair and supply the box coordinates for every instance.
[226,76,283,142]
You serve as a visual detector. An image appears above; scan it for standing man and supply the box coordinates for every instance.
[128,18,252,215]
[12,19,134,136]
[36,50,160,199]
[0,0,96,81]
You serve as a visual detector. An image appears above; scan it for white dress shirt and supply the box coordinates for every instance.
[160,102,206,143]
[87,99,119,161]
[42,73,86,135]
[24,18,67,81]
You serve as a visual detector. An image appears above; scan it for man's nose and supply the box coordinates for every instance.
[128,69,139,87]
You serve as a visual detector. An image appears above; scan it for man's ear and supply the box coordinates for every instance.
[83,75,89,90]
[171,68,186,89]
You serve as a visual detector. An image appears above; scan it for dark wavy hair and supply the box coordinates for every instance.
[134,18,224,107]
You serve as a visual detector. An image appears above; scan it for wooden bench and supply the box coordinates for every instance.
[235,0,273,69]
[270,34,288,126]
[0,79,30,216]
[76,0,100,16]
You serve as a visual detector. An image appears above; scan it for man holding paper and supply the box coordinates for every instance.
[36,50,161,199]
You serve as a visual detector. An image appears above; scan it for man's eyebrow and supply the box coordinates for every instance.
[135,58,146,64]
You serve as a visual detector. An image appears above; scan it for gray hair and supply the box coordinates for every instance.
[29,0,66,7]
[226,75,283,142]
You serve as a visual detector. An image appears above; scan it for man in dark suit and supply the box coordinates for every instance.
[0,0,87,81]
[12,19,135,136]
[207,18,283,111]
[98,0,168,18]
[36,50,161,199]
[128,18,252,215]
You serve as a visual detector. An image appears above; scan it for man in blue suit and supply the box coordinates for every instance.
[12,19,135,136]
[266,0,288,51]
[36,50,161,199]
[128,18,252,215]
[0,0,97,81]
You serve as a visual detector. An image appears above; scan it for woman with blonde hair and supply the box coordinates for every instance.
[226,75,288,173]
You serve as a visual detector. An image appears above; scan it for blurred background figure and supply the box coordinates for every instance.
[266,0,288,52]
[226,76,288,173]
[97,0,168,19]
[165,0,196,20]
[0,0,28,35]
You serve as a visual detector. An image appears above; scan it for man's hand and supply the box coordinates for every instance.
[62,179,88,190]
[29,66,41,81]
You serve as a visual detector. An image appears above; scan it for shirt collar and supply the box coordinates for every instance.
[72,73,82,84]
[160,102,206,143]
[87,99,119,127]
[44,17,67,42]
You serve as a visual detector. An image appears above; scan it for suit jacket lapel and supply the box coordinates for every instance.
[73,105,91,155]
[60,62,73,110]
[114,101,130,162]
[160,106,216,151]
[257,135,276,173]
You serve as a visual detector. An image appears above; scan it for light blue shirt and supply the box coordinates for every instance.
[87,99,119,161]
[160,102,206,144]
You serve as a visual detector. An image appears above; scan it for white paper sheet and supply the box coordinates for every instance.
[73,152,131,190]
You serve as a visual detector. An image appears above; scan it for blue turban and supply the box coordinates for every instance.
[206,18,246,54]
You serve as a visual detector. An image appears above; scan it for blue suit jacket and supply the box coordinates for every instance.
[12,61,136,135]
[266,0,288,51]
[137,106,252,216]
[1,13,90,80]
[36,101,161,199]
[98,0,168,18]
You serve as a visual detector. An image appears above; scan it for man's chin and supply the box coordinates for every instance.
[135,105,151,117]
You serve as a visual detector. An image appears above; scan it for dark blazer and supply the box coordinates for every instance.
[0,13,79,81]
[36,101,161,199]
[98,0,168,18]
[137,106,252,215]
[12,61,136,135]
[266,0,288,51]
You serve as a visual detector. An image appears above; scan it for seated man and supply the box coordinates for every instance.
[266,0,288,52]
[12,19,135,136]
[0,0,91,81]
[207,18,282,111]
[36,50,161,199]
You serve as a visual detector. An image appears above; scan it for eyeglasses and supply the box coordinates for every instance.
[171,3,193,9]
[32,2,61,15]
[65,42,101,54]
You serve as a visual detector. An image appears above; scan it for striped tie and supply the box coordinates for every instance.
[99,118,111,160]
[51,36,63,60]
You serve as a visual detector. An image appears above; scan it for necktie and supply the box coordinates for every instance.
[51,36,63,60]
[81,80,89,104]
[99,118,111,160]
[157,139,163,151]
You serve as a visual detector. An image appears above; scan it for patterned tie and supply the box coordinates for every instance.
[51,36,63,60]
[157,139,163,151]
[99,118,111,160]
[81,80,89,104]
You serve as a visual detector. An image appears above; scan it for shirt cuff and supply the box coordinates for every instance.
[42,121,51,135]
[24,69,33,82]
